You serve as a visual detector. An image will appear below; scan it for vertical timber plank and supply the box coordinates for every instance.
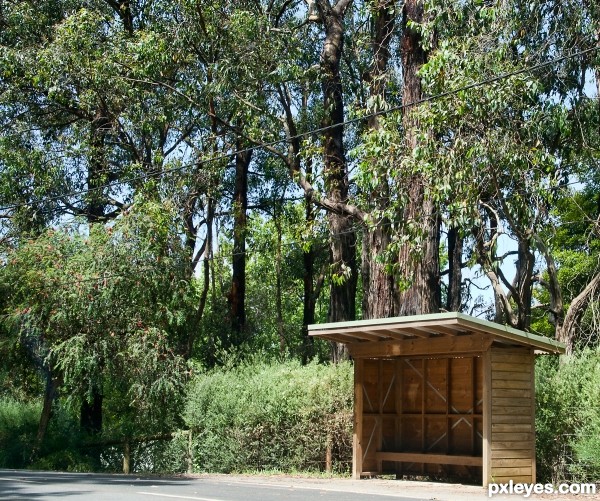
[446,357,450,456]
[353,358,364,479]
[395,358,403,478]
[483,350,492,486]
[377,360,383,474]
[422,359,426,475]
[529,349,536,483]
[471,356,476,456]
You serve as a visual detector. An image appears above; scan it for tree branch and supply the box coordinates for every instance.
[560,269,600,354]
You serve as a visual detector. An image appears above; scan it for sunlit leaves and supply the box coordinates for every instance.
[1,199,196,426]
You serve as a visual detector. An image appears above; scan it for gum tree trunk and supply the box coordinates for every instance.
[230,142,252,344]
[396,0,441,316]
[316,0,357,362]
[362,0,397,320]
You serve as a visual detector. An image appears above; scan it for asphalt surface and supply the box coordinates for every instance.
[0,470,428,501]
[3,470,598,501]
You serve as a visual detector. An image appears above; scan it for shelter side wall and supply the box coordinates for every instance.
[357,355,482,481]
[489,346,535,484]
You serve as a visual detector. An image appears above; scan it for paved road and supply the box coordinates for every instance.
[0,470,427,501]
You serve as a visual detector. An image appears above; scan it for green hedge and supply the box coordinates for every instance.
[183,359,353,473]
[0,397,40,468]
[0,396,95,471]
[536,349,600,483]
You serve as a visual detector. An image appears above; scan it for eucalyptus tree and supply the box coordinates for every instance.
[283,0,599,349]
[383,0,600,344]
[1,0,202,434]
[0,199,196,457]
[275,0,444,332]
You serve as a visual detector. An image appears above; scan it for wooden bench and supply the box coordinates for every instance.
[375,452,482,467]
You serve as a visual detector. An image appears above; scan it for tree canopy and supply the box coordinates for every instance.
[0,0,599,467]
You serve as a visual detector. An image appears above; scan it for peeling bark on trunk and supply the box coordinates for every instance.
[446,227,463,312]
[396,198,440,316]
[559,271,600,355]
[362,0,397,320]
[396,0,441,317]
[537,237,565,334]
[514,238,535,330]
[316,0,356,362]
[229,143,252,344]
[362,225,396,318]
[32,371,60,462]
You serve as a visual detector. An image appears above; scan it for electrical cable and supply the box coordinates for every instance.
[0,45,598,213]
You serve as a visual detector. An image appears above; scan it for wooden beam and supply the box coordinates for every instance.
[319,333,360,343]
[353,359,364,480]
[431,324,468,336]
[397,327,432,338]
[529,348,537,483]
[409,326,451,336]
[348,334,492,358]
[483,349,492,487]
[350,331,389,342]
[374,452,482,467]
[378,329,411,340]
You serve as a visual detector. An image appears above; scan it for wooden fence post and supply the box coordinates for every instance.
[123,440,131,474]
[187,430,194,474]
[325,438,332,474]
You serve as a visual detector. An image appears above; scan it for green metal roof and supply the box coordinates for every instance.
[308,311,565,354]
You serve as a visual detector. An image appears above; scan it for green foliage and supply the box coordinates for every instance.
[0,0,598,479]
[0,397,91,471]
[0,397,40,468]
[536,351,600,483]
[183,359,353,473]
[1,198,195,434]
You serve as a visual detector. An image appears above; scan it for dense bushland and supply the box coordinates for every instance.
[0,397,93,471]
[536,350,600,483]
[0,359,354,474]
[3,354,600,480]
[183,359,353,473]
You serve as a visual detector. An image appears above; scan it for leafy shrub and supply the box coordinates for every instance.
[0,396,95,471]
[536,350,600,483]
[0,397,40,468]
[183,359,353,474]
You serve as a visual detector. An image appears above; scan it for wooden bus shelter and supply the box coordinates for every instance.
[308,312,565,486]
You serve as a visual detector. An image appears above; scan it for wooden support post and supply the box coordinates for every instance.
[421,359,426,475]
[325,436,332,474]
[395,358,403,478]
[377,360,383,474]
[187,430,194,474]
[529,349,536,483]
[482,350,492,486]
[123,440,131,475]
[353,358,364,479]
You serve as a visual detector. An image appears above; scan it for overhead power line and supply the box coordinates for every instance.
[0,45,598,214]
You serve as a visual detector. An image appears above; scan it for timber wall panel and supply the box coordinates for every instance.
[489,346,535,484]
[358,355,483,481]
